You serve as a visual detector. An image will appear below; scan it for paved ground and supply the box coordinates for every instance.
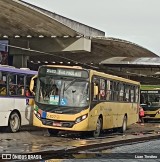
[0,122,160,155]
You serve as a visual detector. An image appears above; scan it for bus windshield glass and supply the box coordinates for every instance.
[36,76,89,107]
[140,90,160,109]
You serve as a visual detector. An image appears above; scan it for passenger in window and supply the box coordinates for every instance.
[0,72,3,84]
[0,75,6,95]
[17,85,24,95]
[25,88,31,97]
[9,86,15,95]
[8,77,15,95]
[0,86,6,95]
[0,80,5,84]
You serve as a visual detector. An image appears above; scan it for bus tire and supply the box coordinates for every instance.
[143,119,148,123]
[92,117,102,138]
[120,115,127,133]
[48,128,59,136]
[7,112,21,133]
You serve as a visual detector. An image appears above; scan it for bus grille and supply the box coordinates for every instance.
[144,114,155,117]
[41,119,75,128]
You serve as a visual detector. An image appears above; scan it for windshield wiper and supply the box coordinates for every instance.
[64,79,77,91]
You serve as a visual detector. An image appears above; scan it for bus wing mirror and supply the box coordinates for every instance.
[94,85,98,96]
[30,75,37,96]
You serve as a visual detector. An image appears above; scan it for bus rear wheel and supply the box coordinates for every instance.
[92,117,102,138]
[48,128,59,136]
[7,112,21,133]
[119,115,127,133]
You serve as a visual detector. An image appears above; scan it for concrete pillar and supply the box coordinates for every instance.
[13,55,29,68]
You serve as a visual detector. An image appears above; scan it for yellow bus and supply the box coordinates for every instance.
[30,65,140,137]
[140,85,160,122]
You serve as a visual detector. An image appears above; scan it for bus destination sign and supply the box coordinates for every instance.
[47,69,82,77]
[141,90,159,94]
[40,67,89,78]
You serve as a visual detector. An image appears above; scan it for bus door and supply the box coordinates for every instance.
[99,78,113,129]
[88,77,100,130]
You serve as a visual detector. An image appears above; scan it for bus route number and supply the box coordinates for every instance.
[46,113,60,120]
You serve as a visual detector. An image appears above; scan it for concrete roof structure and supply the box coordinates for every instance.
[0,0,157,58]
[0,0,78,37]
[29,37,158,65]
[0,0,159,86]
[0,0,104,38]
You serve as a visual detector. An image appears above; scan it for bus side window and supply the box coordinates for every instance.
[9,74,17,95]
[106,80,110,101]
[135,87,139,103]
[0,71,7,96]
[100,78,106,100]
[110,81,114,101]
[17,75,25,96]
[124,84,130,102]
[119,83,124,101]
[114,82,119,101]
[130,86,135,103]
[92,78,99,101]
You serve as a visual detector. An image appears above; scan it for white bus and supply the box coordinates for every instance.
[0,65,37,132]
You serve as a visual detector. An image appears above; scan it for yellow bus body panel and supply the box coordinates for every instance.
[144,109,160,119]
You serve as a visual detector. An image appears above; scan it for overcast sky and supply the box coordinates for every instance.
[24,0,160,55]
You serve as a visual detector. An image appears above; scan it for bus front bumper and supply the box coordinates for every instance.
[33,114,90,131]
[143,111,160,119]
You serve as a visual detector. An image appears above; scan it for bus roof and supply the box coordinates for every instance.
[141,85,160,90]
[45,65,83,69]
[0,65,37,75]
[91,69,140,85]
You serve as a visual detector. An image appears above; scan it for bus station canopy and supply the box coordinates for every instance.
[1,0,160,86]
[29,37,157,66]
[0,0,157,57]
[0,0,104,38]
[0,0,157,59]
[101,57,160,67]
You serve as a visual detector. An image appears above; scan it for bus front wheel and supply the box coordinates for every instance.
[48,128,59,136]
[92,117,102,138]
[7,112,21,133]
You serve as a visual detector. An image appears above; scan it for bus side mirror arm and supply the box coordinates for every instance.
[30,75,37,96]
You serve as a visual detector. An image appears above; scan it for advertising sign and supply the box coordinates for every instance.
[0,40,8,65]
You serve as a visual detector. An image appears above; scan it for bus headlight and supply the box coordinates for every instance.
[156,110,160,114]
[75,114,88,124]
[34,110,37,115]
[34,110,41,119]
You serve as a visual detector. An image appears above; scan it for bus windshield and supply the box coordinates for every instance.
[140,90,160,111]
[141,93,160,106]
[36,76,89,107]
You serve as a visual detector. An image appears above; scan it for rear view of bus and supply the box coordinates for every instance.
[140,85,160,122]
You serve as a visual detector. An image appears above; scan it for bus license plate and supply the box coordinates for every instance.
[53,122,62,127]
